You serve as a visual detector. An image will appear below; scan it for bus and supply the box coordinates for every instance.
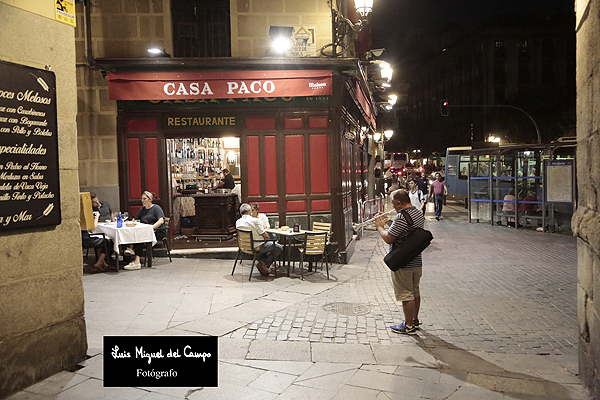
[388,152,408,172]
[444,146,471,204]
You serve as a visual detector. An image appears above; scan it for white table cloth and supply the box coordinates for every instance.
[95,222,157,254]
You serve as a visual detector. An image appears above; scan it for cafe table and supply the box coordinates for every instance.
[265,228,305,276]
[95,222,157,271]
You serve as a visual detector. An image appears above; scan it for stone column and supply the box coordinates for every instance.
[0,3,87,397]
[573,0,600,397]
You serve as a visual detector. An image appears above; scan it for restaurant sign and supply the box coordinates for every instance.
[164,116,237,129]
[108,70,332,101]
[0,60,61,232]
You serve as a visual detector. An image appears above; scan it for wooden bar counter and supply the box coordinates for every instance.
[192,193,239,239]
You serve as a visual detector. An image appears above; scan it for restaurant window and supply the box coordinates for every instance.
[172,0,231,58]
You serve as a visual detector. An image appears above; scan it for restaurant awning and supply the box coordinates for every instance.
[107,70,333,101]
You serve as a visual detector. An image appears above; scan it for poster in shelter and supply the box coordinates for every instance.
[0,60,61,231]
[546,161,573,203]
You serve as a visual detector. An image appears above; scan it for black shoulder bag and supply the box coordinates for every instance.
[383,210,433,271]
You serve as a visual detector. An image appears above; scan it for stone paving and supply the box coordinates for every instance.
[5,203,589,400]
[232,204,579,359]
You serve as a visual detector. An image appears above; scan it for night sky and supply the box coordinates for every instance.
[371,0,574,66]
[369,0,575,153]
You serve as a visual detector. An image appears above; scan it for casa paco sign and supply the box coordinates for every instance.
[107,70,332,101]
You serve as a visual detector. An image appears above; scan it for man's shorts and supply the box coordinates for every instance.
[391,267,422,302]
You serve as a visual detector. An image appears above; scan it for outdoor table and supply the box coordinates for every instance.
[95,222,157,271]
[265,228,306,276]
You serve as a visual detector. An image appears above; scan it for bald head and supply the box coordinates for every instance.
[392,189,411,205]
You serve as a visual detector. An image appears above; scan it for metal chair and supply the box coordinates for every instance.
[297,230,329,280]
[142,217,172,267]
[232,228,265,281]
[153,217,172,262]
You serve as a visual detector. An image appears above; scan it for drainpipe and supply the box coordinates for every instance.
[83,0,97,69]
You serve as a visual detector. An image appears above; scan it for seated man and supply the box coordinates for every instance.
[82,211,112,273]
[91,192,114,222]
[236,203,282,276]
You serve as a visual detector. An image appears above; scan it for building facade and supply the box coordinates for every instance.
[399,14,575,152]
[75,0,377,261]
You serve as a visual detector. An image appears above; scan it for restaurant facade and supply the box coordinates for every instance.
[100,58,376,261]
[76,0,380,262]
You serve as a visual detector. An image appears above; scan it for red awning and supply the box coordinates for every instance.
[107,70,332,100]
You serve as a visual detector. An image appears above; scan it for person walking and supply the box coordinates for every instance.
[428,172,447,220]
[414,172,428,214]
[407,179,426,214]
[374,189,425,335]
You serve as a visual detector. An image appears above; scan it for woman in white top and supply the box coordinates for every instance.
[250,203,270,230]
[251,203,276,240]
[407,179,425,213]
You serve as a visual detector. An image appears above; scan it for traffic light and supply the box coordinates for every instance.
[440,99,449,116]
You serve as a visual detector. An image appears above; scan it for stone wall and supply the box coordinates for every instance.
[75,0,171,209]
[231,0,332,57]
[573,0,600,397]
[0,2,87,397]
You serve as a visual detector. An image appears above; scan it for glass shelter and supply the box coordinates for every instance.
[467,143,576,233]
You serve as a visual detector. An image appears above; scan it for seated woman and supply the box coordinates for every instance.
[124,191,166,270]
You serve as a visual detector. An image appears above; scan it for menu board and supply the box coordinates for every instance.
[0,60,61,232]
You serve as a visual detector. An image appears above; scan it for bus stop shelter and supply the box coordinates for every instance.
[467,141,576,233]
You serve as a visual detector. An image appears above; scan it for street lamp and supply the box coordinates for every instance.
[373,132,382,142]
[354,0,373,17]
[384,130,394,140]
[326,0,374,57]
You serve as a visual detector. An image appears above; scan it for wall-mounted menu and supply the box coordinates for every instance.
[0,60,61,232]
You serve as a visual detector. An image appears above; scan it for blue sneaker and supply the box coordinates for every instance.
[390,321,417,335]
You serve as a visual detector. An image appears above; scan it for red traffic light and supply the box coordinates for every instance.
[440,99,449,116]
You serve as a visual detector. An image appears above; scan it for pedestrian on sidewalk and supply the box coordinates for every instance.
[374,189,425,335]
[428,172,447,220]
[414,172,428,214]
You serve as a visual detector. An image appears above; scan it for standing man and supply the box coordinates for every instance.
[374,189,425,334]
[236,203,283,276]
[220,168,235,189]
[428,172,447,220]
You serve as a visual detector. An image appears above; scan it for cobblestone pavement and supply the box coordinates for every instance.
[232,203,578,358]
[8,203,587,400]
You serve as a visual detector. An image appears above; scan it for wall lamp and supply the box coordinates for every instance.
[324,0,374,57]
[147,47,170,57]
[269,26,294,54]
[384,130,394,140]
